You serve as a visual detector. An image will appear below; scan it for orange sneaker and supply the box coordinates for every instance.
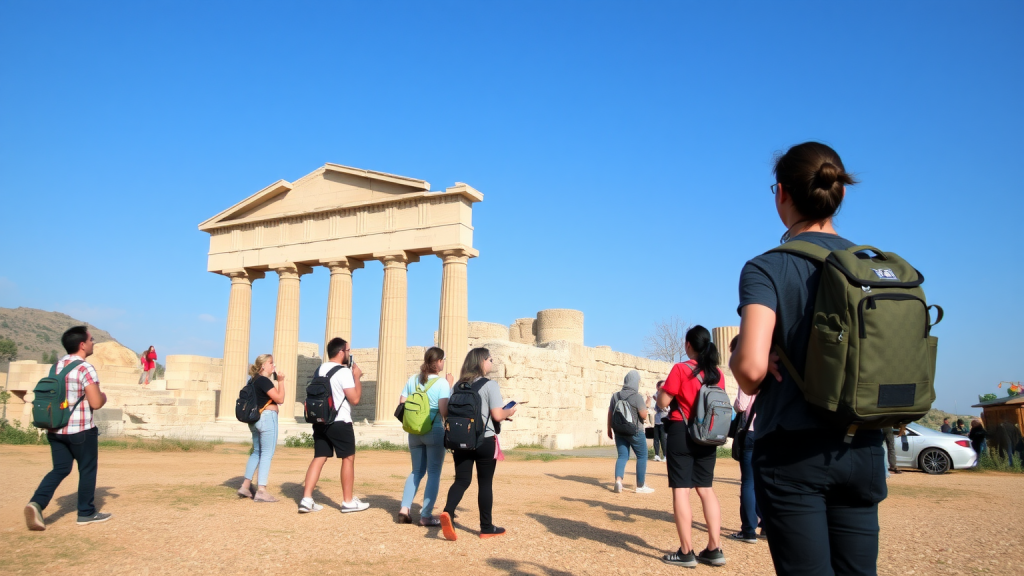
[440,512,457,541]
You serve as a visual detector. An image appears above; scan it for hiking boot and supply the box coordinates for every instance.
[661,548,697,568]
[77,512,113,526]
[479,526,506,539]
[727,532,757,544]
[24,503,44,531]
[697,547,726,566]
[635,485,655,494]
[614,480,623,493]
[341,498,369,513]
[298,498,323,513]
[440,512,457,541]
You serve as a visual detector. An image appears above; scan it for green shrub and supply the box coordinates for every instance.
[359,439,408,451]
[966,451,1024,474]
[0,419,48,445]
[284,432,315,448]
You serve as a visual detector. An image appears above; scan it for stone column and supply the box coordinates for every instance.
[374,251,419,424]
[712,326,741,367]
[271,263,312,420]
[217,268,264,421]
[321,258,364,353]
[436,246,477,372]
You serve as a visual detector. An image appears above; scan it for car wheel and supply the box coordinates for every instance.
[920,448,951,474]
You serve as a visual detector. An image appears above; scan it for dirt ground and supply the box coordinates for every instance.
[1,443,1020,576]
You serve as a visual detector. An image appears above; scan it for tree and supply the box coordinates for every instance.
[642,316,692,363]
[0,337,16,362]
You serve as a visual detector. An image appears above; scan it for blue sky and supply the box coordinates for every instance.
[1,1,1021,415]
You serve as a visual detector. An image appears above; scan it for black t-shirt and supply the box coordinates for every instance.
[737,232,855,438]
[251,375,275,407]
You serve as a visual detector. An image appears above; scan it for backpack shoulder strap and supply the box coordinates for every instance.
[420,376,441,393]
[766,240,831,262]
[324,365,344,379]
[59,360,87,413]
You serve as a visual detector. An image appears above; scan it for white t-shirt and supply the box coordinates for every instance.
[318,362,356,423]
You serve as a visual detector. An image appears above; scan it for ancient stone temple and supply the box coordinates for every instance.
[198,163,481,424]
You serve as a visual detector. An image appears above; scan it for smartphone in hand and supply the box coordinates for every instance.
[503,400,517,410]
[271,371,278,381]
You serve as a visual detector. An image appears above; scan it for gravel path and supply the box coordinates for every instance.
[0,444,1020,575]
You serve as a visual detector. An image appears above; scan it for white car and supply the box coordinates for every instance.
[892,422,977,474]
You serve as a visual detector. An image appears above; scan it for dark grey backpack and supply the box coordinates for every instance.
[687,370,732,446]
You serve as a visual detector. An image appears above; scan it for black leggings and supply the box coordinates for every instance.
[443,436,497,530]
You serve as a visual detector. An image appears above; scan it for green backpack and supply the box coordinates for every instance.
[31,360,85,429]
[768,241,943,437]
[402,377,441,435]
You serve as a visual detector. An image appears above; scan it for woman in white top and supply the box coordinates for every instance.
[397,346,451,526]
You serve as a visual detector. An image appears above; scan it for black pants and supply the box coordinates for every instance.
[652,424,667,458]
[443,436,497,530]
[753,428,886,576]
[31,427,99,517]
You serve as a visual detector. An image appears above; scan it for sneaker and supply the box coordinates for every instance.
[298,498,323,513]
[635,485,655,494]
[77,512,113,526]
[479,525,506,539]
[24,503,45,531]
[440,512,457,541]
[341,498,369,513]
[697,547,727,566]
[758,529,767,540]
[727,532,757,544]
[661,548,697,568]
[614,480,623,493]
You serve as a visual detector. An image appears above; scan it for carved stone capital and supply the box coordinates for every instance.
[319,257,365,275]
[373,251,420,269]
[432,245,479,264]
[271,262,314,280]
[221,268,265,285]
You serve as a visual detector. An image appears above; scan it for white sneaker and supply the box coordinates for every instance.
[298,498,323,513]
[342,498,370,513]
[614,480,623,493]
[636,485,655,494]
[655,456,663,462]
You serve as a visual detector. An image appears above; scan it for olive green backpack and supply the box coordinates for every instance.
[769,241,943,439]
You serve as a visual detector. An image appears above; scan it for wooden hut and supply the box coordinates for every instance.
[971,395,1024,430]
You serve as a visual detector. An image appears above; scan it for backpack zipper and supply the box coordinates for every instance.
[857,293,929,339]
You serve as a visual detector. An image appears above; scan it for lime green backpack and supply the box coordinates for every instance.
[769,241,943,438]
[403,377,441,435]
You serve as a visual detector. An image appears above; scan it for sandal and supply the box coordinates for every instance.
[398,511,412,524]
[420,517,441,527]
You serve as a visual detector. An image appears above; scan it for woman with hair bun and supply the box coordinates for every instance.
[730,142,884,574]
[656,325,727,568]
[237,353,286,502]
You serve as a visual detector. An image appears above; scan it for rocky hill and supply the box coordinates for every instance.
[0,307,118,370]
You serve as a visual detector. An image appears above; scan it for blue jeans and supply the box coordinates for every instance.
[401,424,446,518]
[614,429,648,487]
[245,410,278,485]
[739,433,761,537]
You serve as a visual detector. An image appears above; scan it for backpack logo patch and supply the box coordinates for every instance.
[872,268,899,281]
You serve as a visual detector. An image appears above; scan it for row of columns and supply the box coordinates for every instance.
[215,248,475,424]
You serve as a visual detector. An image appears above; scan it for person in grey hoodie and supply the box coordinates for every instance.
[607,370,653,493]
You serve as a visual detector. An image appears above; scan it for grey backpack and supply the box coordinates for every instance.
[687,370,732,446]
[610,391,640,436]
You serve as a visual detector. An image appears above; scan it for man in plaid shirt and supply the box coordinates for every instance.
[24,326,113,530]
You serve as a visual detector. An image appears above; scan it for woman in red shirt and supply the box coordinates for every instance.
[656,325,726,568]
[138,346,157,386]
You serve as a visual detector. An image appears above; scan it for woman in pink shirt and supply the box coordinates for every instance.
[138,346,157,386]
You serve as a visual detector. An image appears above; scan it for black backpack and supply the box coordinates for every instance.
[444,378,490,450]
[235,378,262,423]
[303,365,345,425]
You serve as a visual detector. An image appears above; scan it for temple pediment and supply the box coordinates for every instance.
[199,163,448,231]
[198,163,481,274]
